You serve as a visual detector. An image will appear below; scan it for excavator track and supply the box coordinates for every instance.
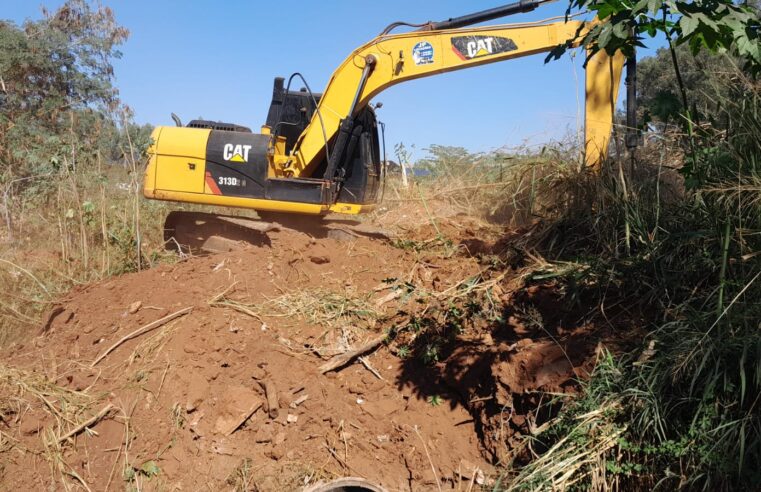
[163,211,279,254]
[164,211,393,255]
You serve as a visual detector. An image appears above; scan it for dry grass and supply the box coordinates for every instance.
[0,165,177,346]
[381,140,587,227]
[210,283,384,359]
[0,363,116,490]
[506,401,625,491]
[259,289,381,327]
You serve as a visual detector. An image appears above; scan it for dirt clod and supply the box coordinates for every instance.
[128,300,142,314]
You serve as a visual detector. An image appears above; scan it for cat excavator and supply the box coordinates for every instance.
[143,0,627,251]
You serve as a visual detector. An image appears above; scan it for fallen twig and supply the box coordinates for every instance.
[103,441,123,492]
[262,380,279,419]
[324,442,349,470]
[57,403,114,443]
[290,394,309,408]
[156,361,170,399]
[374,289,401,307]
[41,305,65,333]
[66,467,93,492]
[211,298,264,322]
[208,282,238,304]
[222,401,263,436]
[318,334,386,374]
[412,424,442,492]
[358,356,384,380]
[91,307,192,366]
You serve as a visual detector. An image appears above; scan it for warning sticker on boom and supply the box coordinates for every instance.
[451,35,517,60]
[412,41,434,65]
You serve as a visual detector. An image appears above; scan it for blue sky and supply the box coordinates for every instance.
[6,1,659,157]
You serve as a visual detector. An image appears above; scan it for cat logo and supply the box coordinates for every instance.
[223,143,253,163]
[451,35,517,61]
[468,37,494,58]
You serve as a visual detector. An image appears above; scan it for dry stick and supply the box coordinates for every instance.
[375,289,401,308]
[156,361,170,400]
[261,380,279,419]
[103,441,123,492]
[223,402,264,436]
[66,467,93,492]
[318,334,386,374]
[465,467,478,492]
[325,442,348,470]
[57,403,114,443]
[208,282,238,303]
[290,394,309,408]
[412,425,442,492]
[215,300,264,322]
[91,307,192,367]
[358,356,384,380]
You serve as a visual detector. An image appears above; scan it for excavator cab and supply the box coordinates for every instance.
[263,78,383,207]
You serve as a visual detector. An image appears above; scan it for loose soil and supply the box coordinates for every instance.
[0,210,610,491]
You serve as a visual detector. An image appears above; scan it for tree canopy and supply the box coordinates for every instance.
[0,0,129,183]
[549,0,760,75]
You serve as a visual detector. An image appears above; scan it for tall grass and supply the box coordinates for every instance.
[501,70,761,490]
[382,138,595,228]
[0,162,174,345]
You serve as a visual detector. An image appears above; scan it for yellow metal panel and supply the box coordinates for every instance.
[328,202,365,214]
[584,50,624,169]
[152,189,323,214]
[152,126,210,194]
[155,155,206,193]
[154,126,210,157]
[150,189,368,215]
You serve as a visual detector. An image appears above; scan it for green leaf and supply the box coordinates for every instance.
[595,2,620,20]
[736,35,761,63]
[612,22,630,40]
[646,0,662,14]
[633,0,649,12]
[680,15,700,36]
[692,12,718,31]
[598,25,614,49]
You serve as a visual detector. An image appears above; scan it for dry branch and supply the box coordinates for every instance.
[262,380,279,419]
[57,403,114,443]
[220,402,263,436]
[412,424,442,492]
[318,334,386,374]
[41,305,65,333]
[358,356,384,380]
[91,307,192,366]
[375,290,401,307]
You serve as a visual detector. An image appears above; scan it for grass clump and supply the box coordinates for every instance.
[501,69,761,490]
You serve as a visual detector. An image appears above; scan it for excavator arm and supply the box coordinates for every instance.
[283,18,624,177]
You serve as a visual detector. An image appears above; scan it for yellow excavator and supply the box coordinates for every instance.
[143,1,626,250]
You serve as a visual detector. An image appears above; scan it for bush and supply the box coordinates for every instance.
[505,66,761,490]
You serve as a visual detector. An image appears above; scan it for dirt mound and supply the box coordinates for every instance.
[0,216,606,490]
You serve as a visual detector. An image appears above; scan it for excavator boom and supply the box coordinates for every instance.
[287,18,623,177]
